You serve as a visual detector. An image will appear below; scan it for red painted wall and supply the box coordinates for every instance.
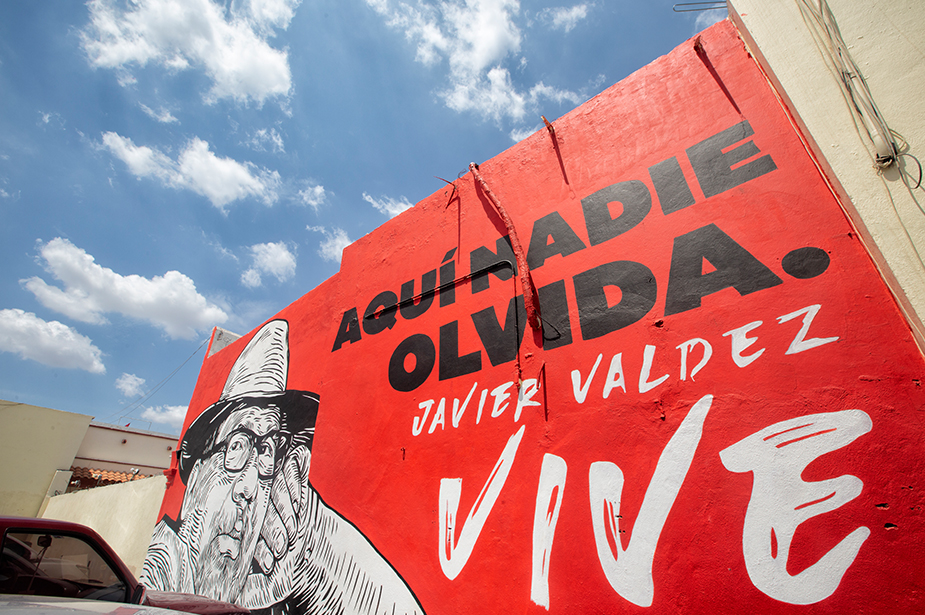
[154,20,925,614]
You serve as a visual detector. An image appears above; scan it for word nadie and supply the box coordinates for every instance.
[439,396,872,609]
[331,122,810,393]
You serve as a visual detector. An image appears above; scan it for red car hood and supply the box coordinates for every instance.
[144,591,249,615]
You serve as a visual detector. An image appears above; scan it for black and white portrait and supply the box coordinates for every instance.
[141,319,423,615]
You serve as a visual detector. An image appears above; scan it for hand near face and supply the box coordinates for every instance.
[242,442,312,609]
[240,441,425,614]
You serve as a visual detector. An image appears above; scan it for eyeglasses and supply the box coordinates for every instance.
[210,428,283,479]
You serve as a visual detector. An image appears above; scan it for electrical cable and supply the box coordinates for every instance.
[797,0,898,166]
[796,0,925,275]
[738,0,925,349]
[112,335,210,426]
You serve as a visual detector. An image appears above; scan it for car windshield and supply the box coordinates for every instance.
[0,531,126,602]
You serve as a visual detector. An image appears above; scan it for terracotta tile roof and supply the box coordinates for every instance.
[69,466,151,488]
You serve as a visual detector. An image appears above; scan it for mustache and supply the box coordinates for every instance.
[197,500,255,602]
[216,499,250,551]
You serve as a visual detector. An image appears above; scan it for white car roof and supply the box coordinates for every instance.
[0,596,194,615]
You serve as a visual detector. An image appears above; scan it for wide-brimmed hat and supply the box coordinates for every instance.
[177,319,319,484]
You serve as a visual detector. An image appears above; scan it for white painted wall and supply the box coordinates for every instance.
[42,475,167,576]
[74,422,177,476]
[729,0,925,346]
[0,401,92,517]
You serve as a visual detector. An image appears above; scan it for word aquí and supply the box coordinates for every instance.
[331,121,821,393]
[438,395,872,609]
[410,302,837,438]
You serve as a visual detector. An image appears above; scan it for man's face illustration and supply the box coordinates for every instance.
[183,404,281,602]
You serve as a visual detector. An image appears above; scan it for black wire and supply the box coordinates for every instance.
[116,336,210,422]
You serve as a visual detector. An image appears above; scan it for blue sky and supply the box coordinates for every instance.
[0,0,722,434]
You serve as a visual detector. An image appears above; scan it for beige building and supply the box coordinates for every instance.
[0,399,176,516]
[730,0,925,345]
[0,399,175,572]
[0,400,93,518]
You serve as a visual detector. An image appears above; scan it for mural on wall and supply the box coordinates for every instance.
[146,20,925,614]
[141,320,424,615]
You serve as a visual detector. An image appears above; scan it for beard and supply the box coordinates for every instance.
[196,500,255,603]
[180,454,273,604]
[181,467,263,604]
[197,542,250,602]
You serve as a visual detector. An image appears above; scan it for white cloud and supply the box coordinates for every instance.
[362,192,414,218]
[443,65,526,121]
[241,268,263,289]
[247,128,285,153]
[101,132,280,211]
[82,0,298,106]
[37,112,65,129]
[140,104,178,123]
[307,226,352,264]
[298,183,326,210]
[540,4,590,33]
[101,131,177,182]
[241,241,296,288]
[203,233,239,262]
[367,0,596,124]
[22,237,228,340]
[529,81,582,105]
[244,0,300,32]
[0,177,17,201]
[141,404,187,431]
[178,138,280,208]
[368,0,563,122]
[509,124,538,142]
[0,309,105,374]
[116,372,146,397]
[694,9,726,31]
